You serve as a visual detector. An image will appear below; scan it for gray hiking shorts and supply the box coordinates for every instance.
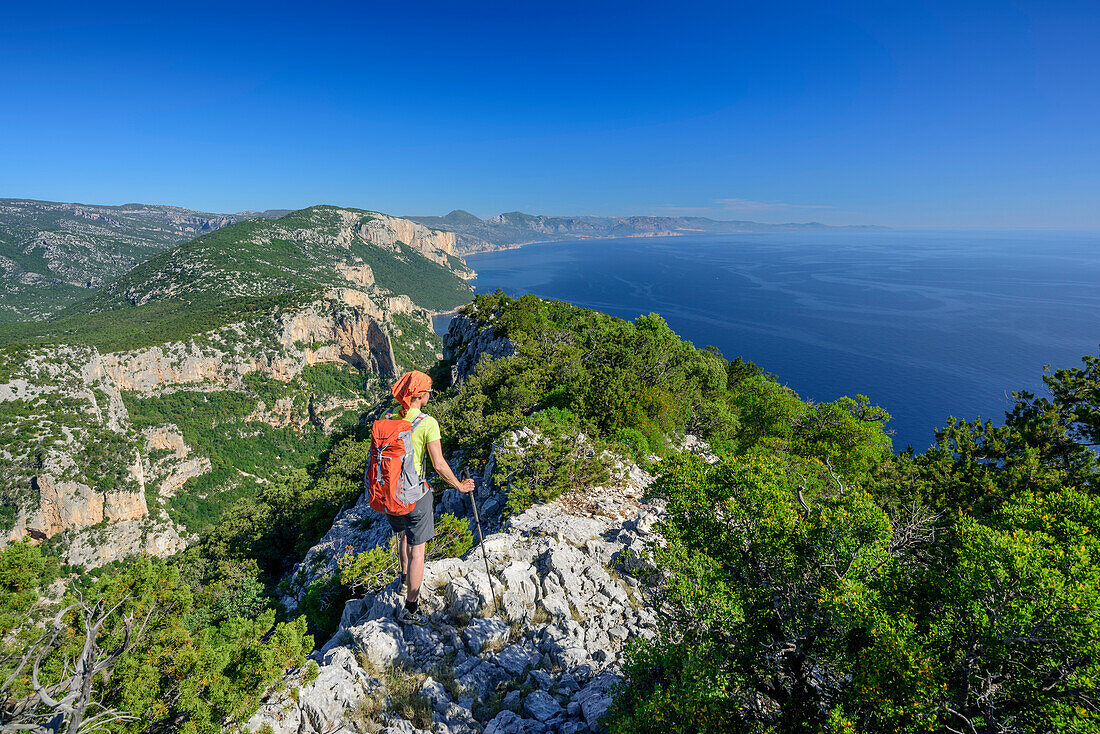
[386,491,435,546]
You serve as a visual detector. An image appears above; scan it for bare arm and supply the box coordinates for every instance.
[428,440,475,493]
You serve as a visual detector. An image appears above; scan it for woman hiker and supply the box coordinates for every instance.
[385,371,475,624]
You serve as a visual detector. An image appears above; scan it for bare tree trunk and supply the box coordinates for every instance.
[2,596,145,733]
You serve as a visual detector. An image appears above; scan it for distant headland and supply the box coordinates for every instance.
[405,209,887,254]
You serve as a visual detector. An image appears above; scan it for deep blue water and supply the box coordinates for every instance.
[465,230,1100,452]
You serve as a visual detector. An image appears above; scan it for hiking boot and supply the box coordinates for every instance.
[397,605,426,625]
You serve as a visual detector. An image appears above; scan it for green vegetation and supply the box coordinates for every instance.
[0,289,320,352]
[605,352,1100,734]
[184,435,371,614]
[348,240,472,310]
[0,542,59,636]
[337,513,473,593]
[436,292,772,511]
[74,206,469,318]
[124,390,323,530]
[0,344,144,533]
[0,549,311,733]
[0,200,247,321]
[491,408,613,514]
[122,366,371,532]
[389,312,442,371]
[300,362,367,398]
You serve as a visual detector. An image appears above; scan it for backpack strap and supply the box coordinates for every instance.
[409,413,430,483]
[372,441,390,485]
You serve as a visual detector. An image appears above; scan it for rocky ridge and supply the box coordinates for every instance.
[251,302,677,733]
[441,314,516,387]
[249,451,667,734]
[83,206,473,313]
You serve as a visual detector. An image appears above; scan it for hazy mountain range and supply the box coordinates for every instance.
[407,209,886,254]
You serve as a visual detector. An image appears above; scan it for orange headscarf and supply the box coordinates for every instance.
[391,370,432,411]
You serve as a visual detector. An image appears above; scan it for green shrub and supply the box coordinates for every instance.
[427,512,474,559]
[440,294,746,470]
[608,427,652,462]
[297,575,350,640]
[299,363,366,397]
[337,540,400,595]
[608,353,1100,734]
[492,424,613,515]
[337,513,473,594]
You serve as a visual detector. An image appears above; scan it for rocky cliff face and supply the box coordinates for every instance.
[442,314,517,387]
[99,289,401,395]
[356,212,459,265]
[24,475,146,541]
[0,287,436,568]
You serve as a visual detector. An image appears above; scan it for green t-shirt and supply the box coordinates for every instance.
[398,407,441,478]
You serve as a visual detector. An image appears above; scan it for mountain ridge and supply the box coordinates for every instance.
[0,198,290,322]
[407,209,886,254]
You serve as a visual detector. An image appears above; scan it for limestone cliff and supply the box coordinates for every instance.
[350,211,460,265]
[0,203,474,569]
[442,312,517,386]
[0,288,438,568]
[23,476,146,541]
[100,289,400,394]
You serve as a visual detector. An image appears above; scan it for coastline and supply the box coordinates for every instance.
[454,230,690,257]
[452,224,886,258]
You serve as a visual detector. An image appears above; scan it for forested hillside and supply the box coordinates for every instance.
[0,206,472,571]
[0,199,288,322]
[1,293,1096,733]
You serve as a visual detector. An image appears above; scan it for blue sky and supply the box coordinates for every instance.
[2,1,1098,226]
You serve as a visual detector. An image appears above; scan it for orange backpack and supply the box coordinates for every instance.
[366,412,429,515]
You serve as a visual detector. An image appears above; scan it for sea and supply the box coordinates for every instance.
[460,230,1100,452]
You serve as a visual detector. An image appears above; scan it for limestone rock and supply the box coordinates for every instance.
[298,652,378,733]
[350,619,406,670]
[463,617,509,654]
[456,659,508,702]
[494,642,541,678]
[524,689,564,722]
[443,315,517,386]
[573,673,620,732]
[419,676,452,713]
[246,699,302,734]
[446,572,494,621]
[484,710,526,734]
[63,518,186,568]
[23,475,148,542]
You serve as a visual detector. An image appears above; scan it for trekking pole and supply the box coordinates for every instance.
[464,467,497,615]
